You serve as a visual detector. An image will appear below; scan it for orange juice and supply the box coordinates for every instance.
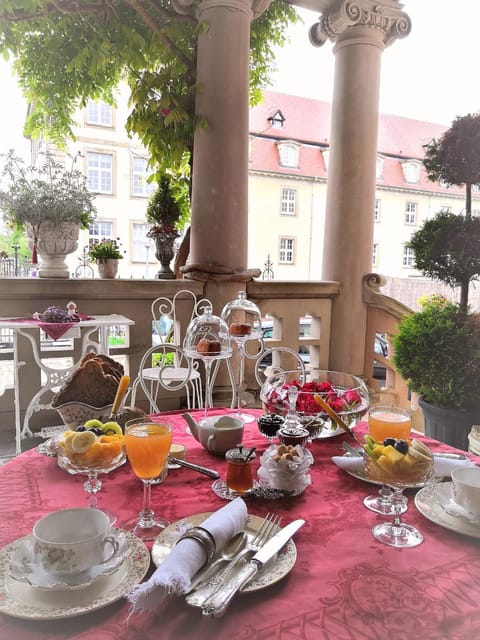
[368,406,411,442]
[125,423,172,480]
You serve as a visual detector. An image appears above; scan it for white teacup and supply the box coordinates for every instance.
[197,416,244,455]
[33,508,119,576]
[451,467,480,517]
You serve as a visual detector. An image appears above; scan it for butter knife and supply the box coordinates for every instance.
[167,456,220,479]
[202,518,305,617]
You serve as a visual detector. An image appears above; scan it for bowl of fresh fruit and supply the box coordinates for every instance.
[55,401,113,430]
[363,435,434,487]
[57,419,125,474]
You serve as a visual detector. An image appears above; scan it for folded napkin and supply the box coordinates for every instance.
[332,455,476,477]
[127,497,248,615]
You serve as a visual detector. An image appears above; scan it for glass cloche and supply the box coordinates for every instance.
[221,291,262,342]
[183,305,232,360]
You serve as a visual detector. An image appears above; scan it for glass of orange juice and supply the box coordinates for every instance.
[368,405,412,442]
[123,418,172,540]
[364,405,412,516]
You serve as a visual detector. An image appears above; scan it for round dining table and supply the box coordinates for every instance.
[1,408,480,640]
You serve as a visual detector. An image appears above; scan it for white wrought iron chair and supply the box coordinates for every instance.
[131,343,200,413]
[254,346,307,388]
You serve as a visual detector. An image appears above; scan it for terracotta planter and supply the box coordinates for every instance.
[27,221,80,278]
[419,397,479,451]
[97,259,119,279]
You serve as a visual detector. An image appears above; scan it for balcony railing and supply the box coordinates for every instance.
[0,275,415,447]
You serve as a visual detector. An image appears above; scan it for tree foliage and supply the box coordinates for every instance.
[0,0,299,179]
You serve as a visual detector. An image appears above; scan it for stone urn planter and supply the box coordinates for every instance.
[27,221,80,278]
[97,258,119,279]
[151,232,177,280]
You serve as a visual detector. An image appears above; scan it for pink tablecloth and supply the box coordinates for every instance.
[1,408,480,640]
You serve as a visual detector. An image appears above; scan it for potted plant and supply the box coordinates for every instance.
[0,150,96,278]
[146,173,190,279]
[88,237,124,279]
[392,113,480,449]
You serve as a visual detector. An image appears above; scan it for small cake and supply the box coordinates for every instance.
[196,338,222,354]
[229,323,252,336]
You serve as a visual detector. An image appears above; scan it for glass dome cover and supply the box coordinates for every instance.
[183,305,232,359]
[221,291,262,341]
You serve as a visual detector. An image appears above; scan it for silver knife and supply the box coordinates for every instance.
[167,456,220,479]
[201,518,305,617]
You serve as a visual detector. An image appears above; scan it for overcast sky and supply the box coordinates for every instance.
[1,0,478,159]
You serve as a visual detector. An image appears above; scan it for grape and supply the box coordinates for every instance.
[88,427,103,436]
[383,437,395,447]
[394,439,409,454]
[75,425,87,432]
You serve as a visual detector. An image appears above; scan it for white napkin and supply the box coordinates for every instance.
[332,455,476,477]
[127,497,248,615]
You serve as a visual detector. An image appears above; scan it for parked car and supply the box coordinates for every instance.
[373,333,388,381]
[258,317,311,368]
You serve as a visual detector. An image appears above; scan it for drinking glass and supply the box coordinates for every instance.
[364,452,433,548]
[123,417,172,540]
[363,405,411,515]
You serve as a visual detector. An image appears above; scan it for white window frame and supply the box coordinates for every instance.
[277,142,299,168]
[322,149,329,171]
[279,237,295,264]
[89,221,114,243]
[132,157,155,197]
[132,223,153,262]
[281,188,296,216]
[376,157,383,179]
[374,199,381,222]
[439,205,452,213]
[402,161,420,184]
[86,100,113,127]
[87,152,113,194]
[403,246,416,268]
[372,243,378,267]
[405,202,417,225]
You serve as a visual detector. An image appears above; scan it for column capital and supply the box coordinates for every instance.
[309,0,411,48]
[172,0,273,20]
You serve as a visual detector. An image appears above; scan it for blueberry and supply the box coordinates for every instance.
[88,427,103,436]
[75,425,86,432]
[394,439,409,455]
[383,437,395,447]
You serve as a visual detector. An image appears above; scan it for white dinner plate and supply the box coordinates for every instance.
[0,530,150,620]
[415,482,480,538]
[151,512,297,593]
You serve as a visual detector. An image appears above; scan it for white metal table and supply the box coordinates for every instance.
[0,314,134,454]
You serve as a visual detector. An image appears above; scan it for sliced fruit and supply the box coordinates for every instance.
[407,447,432,464]
[410,439,433,457]
[61,431,76,453]
[70,430,97,453]
[101,421,123,435]
[381,445,405,464]
[84,419,103,429]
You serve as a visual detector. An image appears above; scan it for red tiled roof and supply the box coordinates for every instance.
[250,90,464,196]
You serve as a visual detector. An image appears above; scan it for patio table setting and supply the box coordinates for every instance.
[1,403,480,640]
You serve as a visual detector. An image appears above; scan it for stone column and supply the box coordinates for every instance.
[309,0,411,375]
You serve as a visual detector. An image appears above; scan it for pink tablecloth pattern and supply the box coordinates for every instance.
[1,408,480,640]
[4,313,92,340]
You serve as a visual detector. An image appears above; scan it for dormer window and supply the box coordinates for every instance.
[322,149,329,171]
[268,110,285,129]
[376,157,383,179]
[277,141,299,168]
[402,160,420,184]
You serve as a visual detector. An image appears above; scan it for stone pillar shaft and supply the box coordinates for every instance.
[190,0,252,274]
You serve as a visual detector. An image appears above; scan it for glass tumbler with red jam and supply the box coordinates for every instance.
[225,445,256,494]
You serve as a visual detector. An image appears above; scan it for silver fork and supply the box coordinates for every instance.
[185,512,281,609]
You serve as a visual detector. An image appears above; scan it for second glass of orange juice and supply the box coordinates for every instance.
[123,418,172,540]
[368,405,412,442]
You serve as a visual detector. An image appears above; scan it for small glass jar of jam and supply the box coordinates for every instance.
[277,426,310,448]
[225,445,256,494]
[257,413,285,440]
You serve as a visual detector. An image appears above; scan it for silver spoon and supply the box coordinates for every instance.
[190,531,248,592]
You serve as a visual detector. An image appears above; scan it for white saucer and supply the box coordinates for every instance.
[9,529,129,590]
[0,529,150,620]
[415,482,480,538]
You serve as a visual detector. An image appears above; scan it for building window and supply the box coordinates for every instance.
[132,223,152,262]
[89,221,113,243]
[268,110,285,129]
[402,161,420,184]
[439,205,452,213]
[472,209,480,218]
[376,157,383,179]
[372,243,378,267]
[86,101,113,127]
[403,246,416,267]
[279,238,295,264]
[87,152,113,194]
[281,188,296,215]
[132,157,155,197]
[322,149,329,171]
[405,202,417,224]
[374,199,381,222]
[277,143,298,168]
